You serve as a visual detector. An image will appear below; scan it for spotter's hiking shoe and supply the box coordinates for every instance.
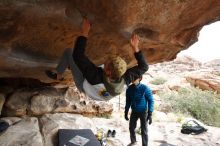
[112,130,116,137]
[106,129,116,137]
[107,130,111,137]
[127,142,138,146]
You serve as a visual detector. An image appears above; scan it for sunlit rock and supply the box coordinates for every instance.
[186,74,220,94]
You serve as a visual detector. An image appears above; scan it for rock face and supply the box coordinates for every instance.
[186,74,220,94]
[144,55,220,95]
[2,86,113,117]
[0,0,220,82]
[0,94,5,115]
[0,117,44,146]
[40,113,96,146]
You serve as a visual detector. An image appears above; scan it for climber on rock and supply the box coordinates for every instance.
[45,18,149,100]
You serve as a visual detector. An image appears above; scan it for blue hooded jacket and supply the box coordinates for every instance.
[125,83,154,113]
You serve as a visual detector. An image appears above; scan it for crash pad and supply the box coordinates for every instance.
[58,129,101,146]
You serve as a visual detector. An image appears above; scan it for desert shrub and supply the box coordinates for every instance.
[150,77,167,85]
[158,87,220,127]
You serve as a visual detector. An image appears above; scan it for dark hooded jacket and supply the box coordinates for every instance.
[72,36,149,94]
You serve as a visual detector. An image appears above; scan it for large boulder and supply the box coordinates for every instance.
[39,113,96,146]
[0,117,43,146]
[2,86,113,117]
[0,0,220,82]
[4,89,33,116]
[186,74,220,94]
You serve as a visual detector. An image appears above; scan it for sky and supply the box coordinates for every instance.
[178,21,220,63]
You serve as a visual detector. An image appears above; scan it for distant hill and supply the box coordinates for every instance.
[204,59,220,67]
[174,55,201,65]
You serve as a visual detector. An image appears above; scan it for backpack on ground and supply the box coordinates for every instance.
[0,120,9,133]
[181,120,207,135]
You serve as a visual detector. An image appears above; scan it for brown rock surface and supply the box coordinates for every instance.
[0,93,5,115]
[186,74,220,94]
[2,86,113,117]
[0,0,220,82]
[143,55,220,94]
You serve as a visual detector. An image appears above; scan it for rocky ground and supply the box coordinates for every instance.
[1,111,220,146]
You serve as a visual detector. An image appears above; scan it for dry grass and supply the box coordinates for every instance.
[159,87,220,127]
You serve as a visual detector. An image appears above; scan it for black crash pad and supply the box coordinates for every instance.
[58,129,101,146]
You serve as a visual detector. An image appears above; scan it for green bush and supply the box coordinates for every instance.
[150,77,167,85]
[158,87,220,127]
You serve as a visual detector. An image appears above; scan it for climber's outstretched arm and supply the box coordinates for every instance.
[72,19,103,85]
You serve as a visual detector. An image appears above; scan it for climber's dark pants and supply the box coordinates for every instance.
[129,111,148,146]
